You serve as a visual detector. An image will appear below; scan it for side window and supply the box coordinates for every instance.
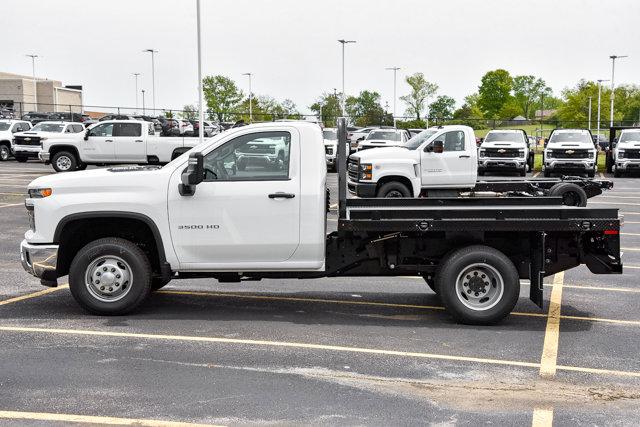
[89,123,114,137]
[72,125,83,132]
[65,125,73,133]
[114,123,142,137]
[203,131,291,182]
[443,131,465,152]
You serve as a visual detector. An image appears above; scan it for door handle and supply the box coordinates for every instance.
[459,155,471,158]
[105,139,113,142]
[135,139,143,142]
[268,192,295,199]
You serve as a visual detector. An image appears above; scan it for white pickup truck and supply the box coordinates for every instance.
[0,119,32,161]
[542,129,598,178]
[20,120,622,325]
[12,121,85,162]
[39,120,202,172]
[348,125,611,206]
[478,129,533,177]
[611,128,640,177]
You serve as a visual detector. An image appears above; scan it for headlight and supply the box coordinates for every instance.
[588,151,595,159]
[479,149,486,157]
[360,163,372,180]
[518,149,525,158]
[28,188,53,198]
[40,136,48,141]
[546,150,553,158]
[618,150,625,159]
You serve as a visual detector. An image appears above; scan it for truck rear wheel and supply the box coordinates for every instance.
[52,151,77,172]
[377,181,411,198]
[437,245,519,325]
[69,237,152,315]
[548,183,587,207]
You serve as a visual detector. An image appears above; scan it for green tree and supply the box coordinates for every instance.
[310,92,342,127]
[452,93,486,128]
[345,90,386,126]
[556,80,605,125]
[478,69,513,118]
[512,75,552,118]
[181,104,197,120]
[400,72,438,120]
[202,75,244,122]
[429,95,456,119]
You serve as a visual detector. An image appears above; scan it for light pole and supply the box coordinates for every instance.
[588,96,592,131]
[143,49,158,114]
[26,54,38,112]
[609,55,628,127]
[196,0,204,142]
[596,79,609,140]
[386,67,400,127]
[141,89,146,115]
[242,72,252,123]
[337,39,356,116]
[133,73,141,113]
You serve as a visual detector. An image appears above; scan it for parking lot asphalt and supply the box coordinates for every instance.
[1,161,639,426]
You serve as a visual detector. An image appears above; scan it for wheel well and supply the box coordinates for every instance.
[0,140,10,146]
[376,175,415,196]
[56,216,164,278]
[50,145,80,160]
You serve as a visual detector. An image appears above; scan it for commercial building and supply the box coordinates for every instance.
[0,71,83,115]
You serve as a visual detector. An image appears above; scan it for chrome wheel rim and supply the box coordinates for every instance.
[0,146,8,160]
[455,263,504,311]
[85,255,133,302]
[56,155,72,171]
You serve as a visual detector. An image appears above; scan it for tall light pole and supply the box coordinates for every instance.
[196,0,204,142]
[337,39,356,116]
[133,73,141,114]
[141,89,146,115]
[587,96,592,131]
[386,67,400,127]
[242,72,252,123]
[596,79,609,139]
[26,54,38,112]
[609,55,628,127]
[143,49,158,114]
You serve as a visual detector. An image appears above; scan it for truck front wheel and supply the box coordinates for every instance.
[377,181,411,198]
[437,245,519,325]
[0,144,10,161]
[52,151,78,172]
[69,237,152,315]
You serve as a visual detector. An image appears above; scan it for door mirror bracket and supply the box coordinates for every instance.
[425,140,444,153]
[179,152,204,196]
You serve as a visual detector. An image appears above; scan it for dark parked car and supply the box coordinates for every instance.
[21,112,51,125]
[134,115,163,132]
[157,117,180,136]
[47,112,86,123]
[99,114,137,121]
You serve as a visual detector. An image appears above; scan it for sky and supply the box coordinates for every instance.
[3,0,640,116]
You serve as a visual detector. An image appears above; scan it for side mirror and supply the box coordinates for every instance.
[433,140,444,153]
[179,152,204,196]
[84,129,90,141]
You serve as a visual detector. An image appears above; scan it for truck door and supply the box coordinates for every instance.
[114,122,146,162]
[167,129,301,267]
[82,122,116,161]
[420,130,474,187]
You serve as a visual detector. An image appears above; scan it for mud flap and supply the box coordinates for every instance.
[529,231,546,309]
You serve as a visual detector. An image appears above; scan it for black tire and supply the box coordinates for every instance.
[548,183,588,207]
[614,168,622,178]
[437,245,520,325]
[0,144,10,161]
[76,163,88,171]
[519,167,526,177]
[69,237,152,315]
[15,155,28,163]
[52,151,77,172]
[543,168,551,178]
[587,168,595,178]
[606,152,613,174]
[376,181,412,198]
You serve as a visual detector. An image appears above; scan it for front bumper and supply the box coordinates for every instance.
[615,159,640,170]
[545,159,595,171]
[478,158,526,170]
[39,151,50,162]
[325,155,336,166]
[20,239,58,281]
[12,145,42,158]
[347,179,377,197]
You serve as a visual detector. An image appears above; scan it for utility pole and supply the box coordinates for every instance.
[143,49,158,114]
[141,89,146,115]
[588,96,592,131]
[26,54,38,112]
[196,0,204,142]
[609,55,628,127]
[133,73,141,114]
[337,39,356,116]
[385,67,400,127]
[242,73,252,123]
[596,79,609,140]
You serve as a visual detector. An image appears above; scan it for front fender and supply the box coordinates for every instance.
[372,160,421,196]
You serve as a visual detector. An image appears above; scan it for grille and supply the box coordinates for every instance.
[624,149,640,159]
[484,148,520,158]
[14,136,41,146]
[325,146,334,155]
[236,144,275,155]
[554,149,590,159]
[348,158,359,181]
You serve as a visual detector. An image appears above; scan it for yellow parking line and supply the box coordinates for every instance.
[0,203,24,208]
[556,364,640,378]
[599,172,605,179]
[621,247,640,251]
[599,195,640,200]
[562,283,640,293]
[539,272,564,378]
[560,315,640,326]
[621,232,640,236]
[0,410,220,426]
[532,408,553,427]
[0,192,24,196]
[624,221,640,224]
[624,265,640,269]
[590,201,640,206]
[0,285,68,306]
[532,172,540,178]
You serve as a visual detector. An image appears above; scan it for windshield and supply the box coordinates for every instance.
[0,123,10,131]
[484,132,525,144]
[367,131,400,141]
[405,129,438,150]
[549,132,591,144]
[31,123,64,133]
[323,129,337,140]
[620,131,640,143]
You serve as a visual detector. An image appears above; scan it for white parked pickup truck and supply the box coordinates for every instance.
[12,121,85,163]
[542,129,598,178]
[348,125,612,206]
[611,128,640,177]
[39,120,203,172]
[478,129,532,177]
[356,128,410,152]
[19,120,623,325]
[0,119,32,161]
